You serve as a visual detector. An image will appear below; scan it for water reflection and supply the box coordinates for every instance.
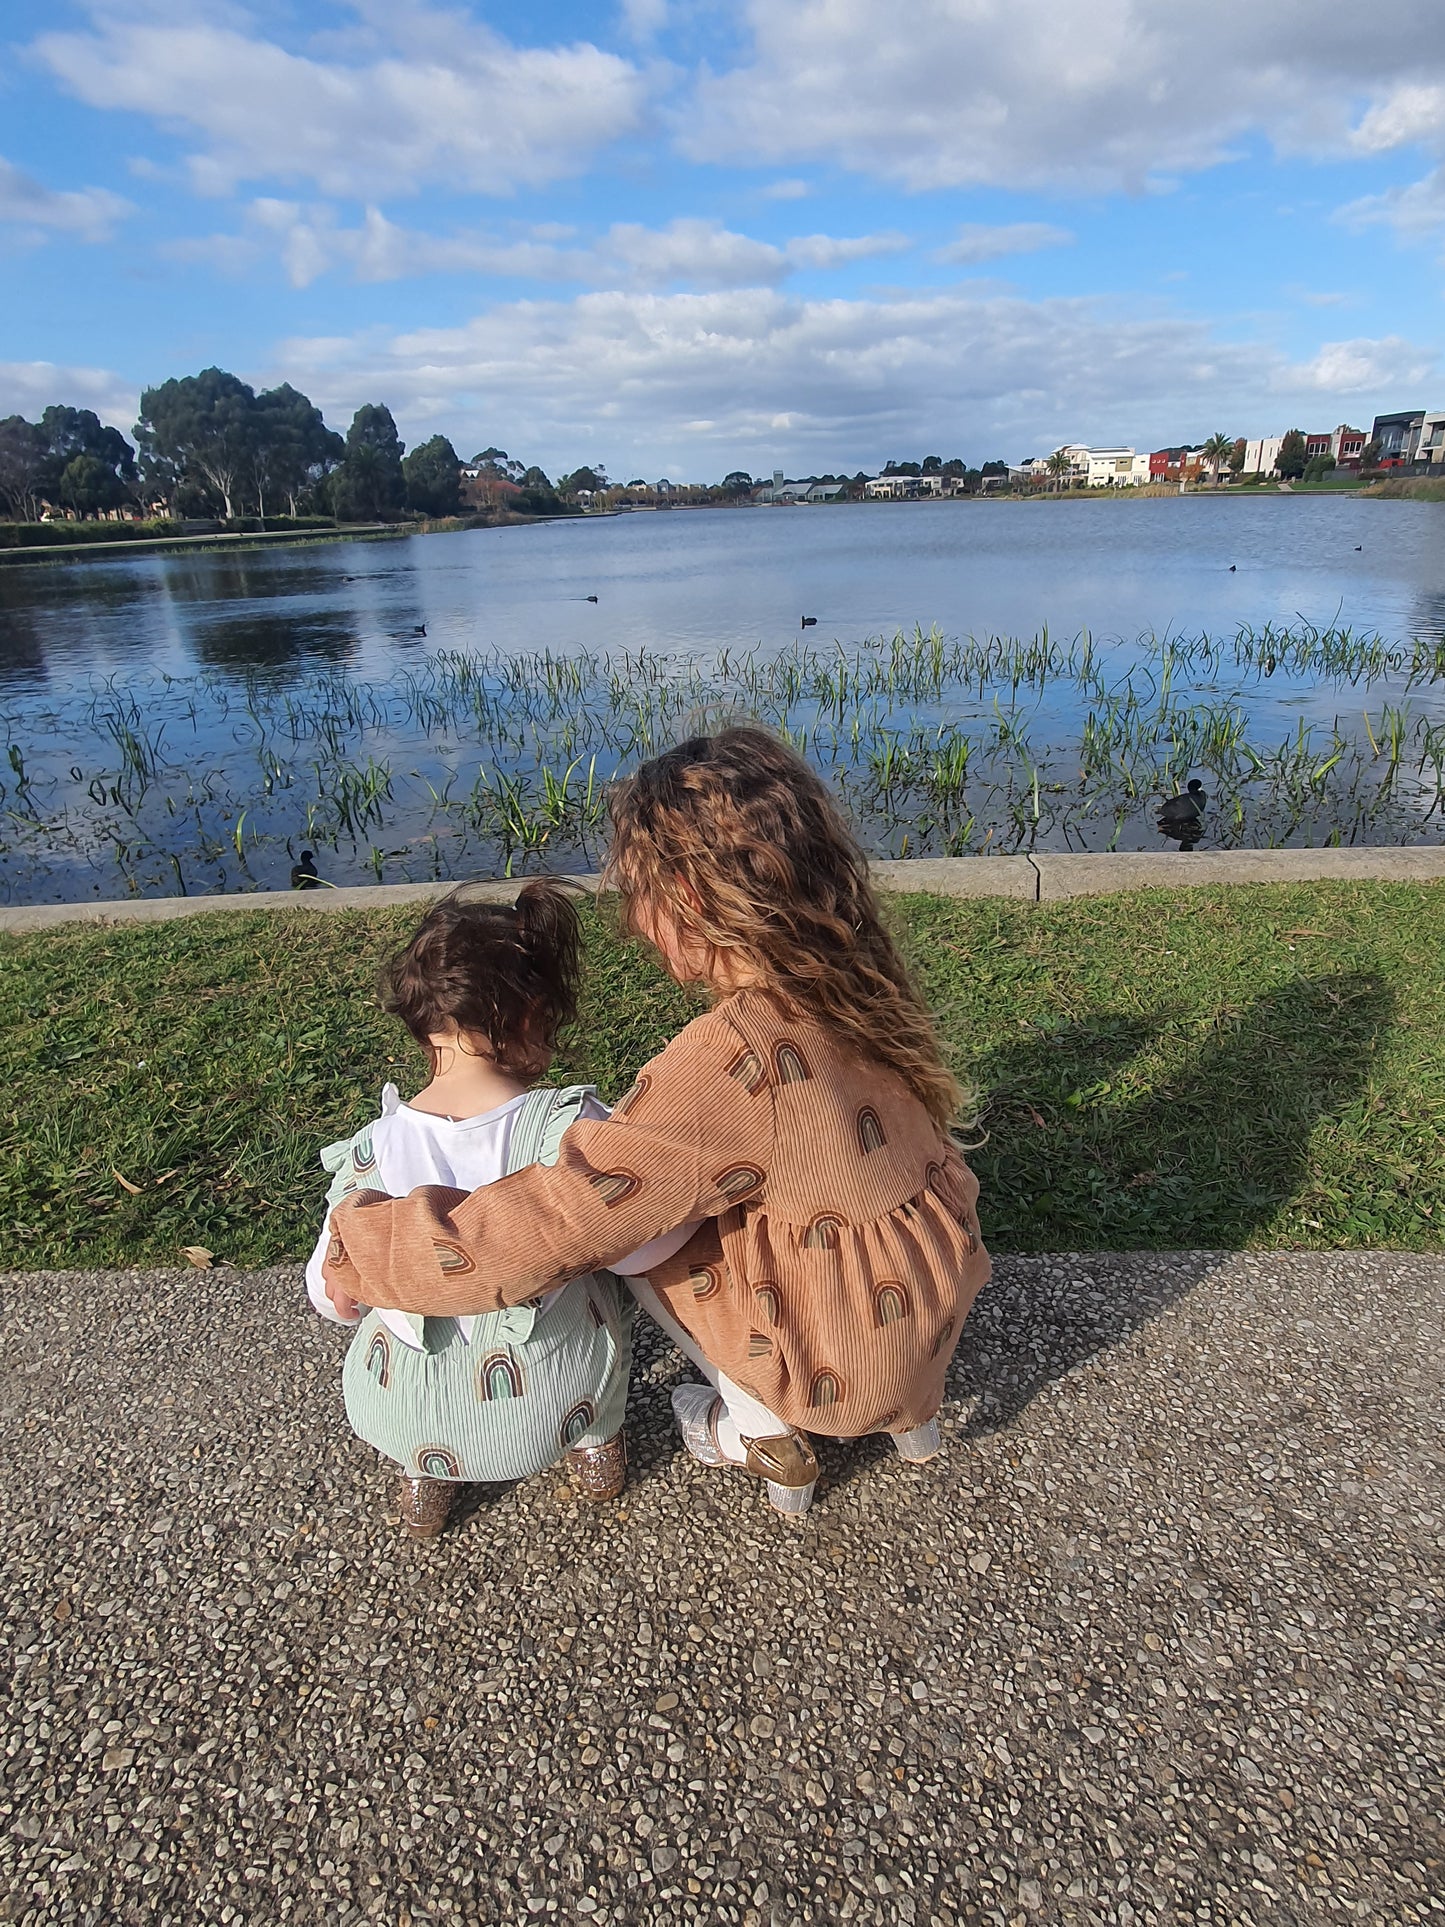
[187,609,364,672]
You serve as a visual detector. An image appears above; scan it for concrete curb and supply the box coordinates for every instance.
[3,846,1443,933]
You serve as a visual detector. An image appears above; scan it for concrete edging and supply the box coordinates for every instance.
[2,847,1443,934]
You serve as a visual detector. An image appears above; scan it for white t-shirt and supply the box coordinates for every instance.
[305,1083,695,1346]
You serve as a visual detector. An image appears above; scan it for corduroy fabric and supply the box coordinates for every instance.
[326,990,990,1437]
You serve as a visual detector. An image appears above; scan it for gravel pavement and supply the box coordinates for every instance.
[1,1251,1440,1927]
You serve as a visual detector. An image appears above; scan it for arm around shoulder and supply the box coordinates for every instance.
[322,1005,776,1317]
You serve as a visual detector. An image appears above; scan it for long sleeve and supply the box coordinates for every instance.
[321,1004,775,1317]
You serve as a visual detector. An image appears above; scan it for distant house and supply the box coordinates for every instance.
[1417,411,1445,467]
[1304,425,1366,468]
[1149,446,1205,483]
[1085,447,1149,487]
[864,474,919,499]
[1371,410,1425,463]
[1009,458,1051,487]
[1242,436,1284,477]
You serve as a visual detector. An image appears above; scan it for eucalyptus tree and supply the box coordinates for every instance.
[136,367,259,520]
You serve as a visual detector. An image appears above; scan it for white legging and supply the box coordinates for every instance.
[625,1275,788,1455]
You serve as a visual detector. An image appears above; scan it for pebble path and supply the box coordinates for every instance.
[2,1251,1440,1927]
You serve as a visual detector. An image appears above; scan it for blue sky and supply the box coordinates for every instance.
[2,0,1443,480]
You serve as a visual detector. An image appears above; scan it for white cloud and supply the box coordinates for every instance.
[266,284,1439,478]
[0,359,137,428]
[761,179,811,202]
[33,2,647,199]
[682,0,1445,191]
[934,223,1073,266]
[1339,165,1445,249]
[0,156,130,241]
[166,205,909,290]
[619,0,669,40]
[1291,336,1436,393]
[786,232,909,270]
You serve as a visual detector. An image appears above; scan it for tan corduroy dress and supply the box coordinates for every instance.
[324,990,991,1437]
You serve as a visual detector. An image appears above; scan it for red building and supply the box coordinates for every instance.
[1149,447,1204,482]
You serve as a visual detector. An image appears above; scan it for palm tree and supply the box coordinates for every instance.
[1045,447,1075,493]
[1201,432,1234,488]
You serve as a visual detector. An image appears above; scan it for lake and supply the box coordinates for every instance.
[1,495,1443,904]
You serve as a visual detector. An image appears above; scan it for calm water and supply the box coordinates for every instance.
[3,495,1445,692]
[1,496,1444,904]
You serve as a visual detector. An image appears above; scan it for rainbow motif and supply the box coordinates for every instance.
[872,1281,910,1326]
[560,1400,596,1447]
[477,1350,525,1401]
[364,1327,391,1388]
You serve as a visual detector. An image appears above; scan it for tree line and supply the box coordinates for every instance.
[0,368,568,525]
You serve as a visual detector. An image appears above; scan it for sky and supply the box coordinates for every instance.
[1,0,1443,482]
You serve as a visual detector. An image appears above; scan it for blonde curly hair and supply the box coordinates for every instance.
[602,726,962,1129]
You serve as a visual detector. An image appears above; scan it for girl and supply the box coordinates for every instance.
[306,882,694,1538]
[324,728,991,1517]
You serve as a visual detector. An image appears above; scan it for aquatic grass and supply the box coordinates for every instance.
[3,620,1445,905]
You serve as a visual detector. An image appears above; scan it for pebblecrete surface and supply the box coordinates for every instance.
[1,1251,1440,1926]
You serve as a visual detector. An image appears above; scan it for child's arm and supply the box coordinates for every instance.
[323,1007,773,1319]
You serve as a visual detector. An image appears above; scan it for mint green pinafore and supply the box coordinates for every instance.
[322,1086,631,1483]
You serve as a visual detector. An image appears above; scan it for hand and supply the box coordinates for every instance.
[325,1262,365,1323]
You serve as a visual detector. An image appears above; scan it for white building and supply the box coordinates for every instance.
[1085,447,1149,487]
[865,474,919,499]
[1243,436,1285,477]
[1416,412,1445,467]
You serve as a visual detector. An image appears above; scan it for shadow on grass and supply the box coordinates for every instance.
[943,968,1393,1438]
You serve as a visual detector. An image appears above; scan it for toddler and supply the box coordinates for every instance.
[306,882,691,1537]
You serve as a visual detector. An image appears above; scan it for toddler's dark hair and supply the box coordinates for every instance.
[379,881,582,1081]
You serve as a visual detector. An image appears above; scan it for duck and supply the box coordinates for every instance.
[290,850,321,891]
[1156,779,1207,834]
[800,615,818,628]
[1354,545,1362,552]
[412,623,427,636]
[1228,564,1236,572]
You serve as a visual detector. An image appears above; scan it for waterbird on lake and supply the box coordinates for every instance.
[1156,780,1207,834]
[800,615,818,628]
[1354,545,1362,551]
[412,623,427,636]
[1228,564,1236,572]
[290,850,321,890]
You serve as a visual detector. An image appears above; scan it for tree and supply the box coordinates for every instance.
[1228,437,1247,475]
[0,416,52,520]
[403,435,462,517]
[59,453,126,517]
[471,447,525,482]
[1304,452,1336,484]
[40,406,136,507]
[721,470,752,494]
[331,403,406,521]
[1276,430,1307,480]
[559,466,608,496]
[136,368,258,520]
[1360,438,1382,471]
[516,466,563,515]
[248,384,342,518]
[980,459,1008,478]
[921,454,942,472]
[1045,447,1075,492]
[1200,432,1234,487]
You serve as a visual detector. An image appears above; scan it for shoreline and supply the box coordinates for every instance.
[4,483,1440,570]
[3,844,1443,932]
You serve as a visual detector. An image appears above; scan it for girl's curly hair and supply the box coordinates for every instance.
[379,880,581,1081]
[603,727,962,1128]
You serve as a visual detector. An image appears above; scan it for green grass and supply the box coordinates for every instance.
[3,881,1442,1270]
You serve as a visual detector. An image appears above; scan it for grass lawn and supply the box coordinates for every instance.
[2,881,1442,1270]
